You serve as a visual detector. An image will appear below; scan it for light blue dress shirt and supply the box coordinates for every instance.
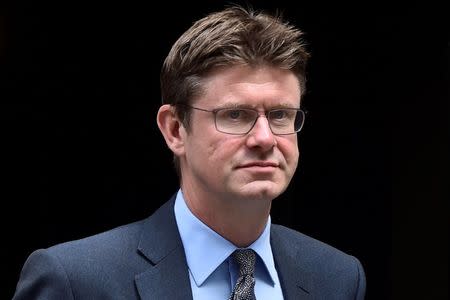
[174,189,284,300]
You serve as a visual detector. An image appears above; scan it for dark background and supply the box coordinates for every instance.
[1,0,447,299]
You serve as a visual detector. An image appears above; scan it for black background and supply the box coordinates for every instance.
[1,0,447,299]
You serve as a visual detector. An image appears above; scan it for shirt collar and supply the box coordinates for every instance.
[248,214,277,287]
[174,189,277,286]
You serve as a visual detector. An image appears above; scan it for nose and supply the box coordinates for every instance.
[246,116,276,150]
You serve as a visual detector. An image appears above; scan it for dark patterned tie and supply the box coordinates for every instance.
[229,249,256,300]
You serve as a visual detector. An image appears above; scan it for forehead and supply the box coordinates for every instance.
[196,65,301,108]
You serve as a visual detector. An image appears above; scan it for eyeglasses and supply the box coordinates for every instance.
[178,104,305,135]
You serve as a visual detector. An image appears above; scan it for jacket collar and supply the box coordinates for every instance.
[134,196,193,299]
[271,225,313,299]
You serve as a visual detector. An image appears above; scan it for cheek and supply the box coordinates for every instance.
[278,138,299,165]
[206,137,243,165]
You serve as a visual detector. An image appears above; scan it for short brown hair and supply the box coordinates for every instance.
[160,5,310,178]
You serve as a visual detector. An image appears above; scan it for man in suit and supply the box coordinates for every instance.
[13,6,366,299]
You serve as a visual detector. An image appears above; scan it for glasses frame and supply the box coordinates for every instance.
[176,103,305,135]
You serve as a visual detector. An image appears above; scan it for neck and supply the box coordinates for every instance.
[181,187,272,248]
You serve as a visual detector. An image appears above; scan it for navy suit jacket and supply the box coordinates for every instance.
[13,196,366,299]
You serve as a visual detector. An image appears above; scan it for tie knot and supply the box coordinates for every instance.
[232,249,256,276]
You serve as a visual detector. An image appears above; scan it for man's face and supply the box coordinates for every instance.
[179,65,301,202]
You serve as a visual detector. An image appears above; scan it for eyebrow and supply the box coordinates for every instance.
[215,101,300,110]
[214,102,252,109]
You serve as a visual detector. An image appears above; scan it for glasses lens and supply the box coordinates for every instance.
[268,109,304,134]
[215,108,257,134]
[294,109,305,132]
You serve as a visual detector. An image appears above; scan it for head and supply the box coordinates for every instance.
[158,5,309,203]
[160,5,309,178]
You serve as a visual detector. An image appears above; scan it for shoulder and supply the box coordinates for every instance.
[271,224,366,298]
[34,219,148,278]
[13,198,178,299]
[44,196,177,266]
[12,219,147,299]
[47,218,145,261]
[271,223,356,260]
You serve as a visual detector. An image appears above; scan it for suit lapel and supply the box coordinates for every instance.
[271,226,313,300]
[134,197,193,300]
[135,246,192,299]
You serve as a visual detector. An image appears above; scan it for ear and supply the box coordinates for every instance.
[157,104,186,156]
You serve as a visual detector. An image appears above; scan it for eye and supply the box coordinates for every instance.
[219,109,254,122]
[270,110,288,120]
[228,109,242,119]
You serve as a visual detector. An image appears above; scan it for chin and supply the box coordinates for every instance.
[237,180,284,201]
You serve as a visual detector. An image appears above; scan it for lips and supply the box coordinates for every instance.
[237,161,279,168]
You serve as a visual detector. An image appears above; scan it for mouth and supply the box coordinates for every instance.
[237,161,279,169]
